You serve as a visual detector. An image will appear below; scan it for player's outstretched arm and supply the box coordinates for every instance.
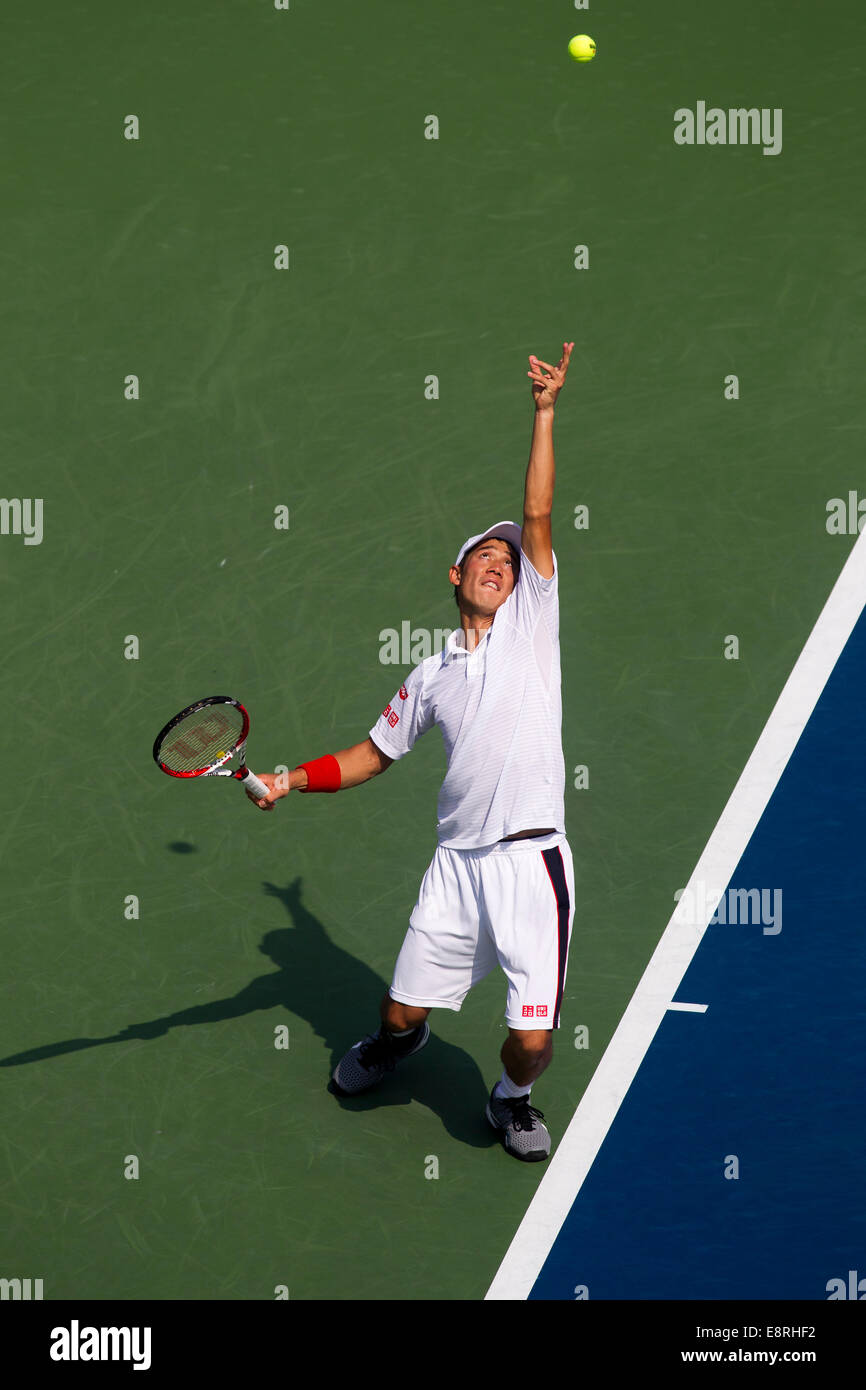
[522,341,574,579]
[247,737,393,810]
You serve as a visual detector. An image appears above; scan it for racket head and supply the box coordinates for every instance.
[153,696,250,779]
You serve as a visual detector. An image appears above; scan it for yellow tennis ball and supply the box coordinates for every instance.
[568,34,596,63]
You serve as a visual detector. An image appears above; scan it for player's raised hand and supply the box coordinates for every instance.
[527,341,574,411]
[245,770,289,811]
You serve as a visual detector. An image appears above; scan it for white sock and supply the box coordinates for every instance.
[495,1069,532,1100]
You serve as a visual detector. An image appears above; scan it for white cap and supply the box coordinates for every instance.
[454,520,522,569]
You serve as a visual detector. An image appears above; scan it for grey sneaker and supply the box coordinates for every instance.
[331,1022,431,1095]
[485,1087,551,1162]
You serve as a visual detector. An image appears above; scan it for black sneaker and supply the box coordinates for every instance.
[485,1086,551,1161]
[331,1023,431,1095]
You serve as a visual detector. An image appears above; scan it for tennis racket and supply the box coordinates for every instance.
[153,696,270,802]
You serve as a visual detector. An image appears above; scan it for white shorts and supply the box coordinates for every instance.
[390,832,575,1030]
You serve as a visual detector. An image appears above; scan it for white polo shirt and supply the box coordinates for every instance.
[369,547,566,849]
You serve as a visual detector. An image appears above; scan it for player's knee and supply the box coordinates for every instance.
[508,1029,553,1062]
[381,995,430,1032]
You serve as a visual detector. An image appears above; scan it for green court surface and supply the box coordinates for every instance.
[0,1,862,1300]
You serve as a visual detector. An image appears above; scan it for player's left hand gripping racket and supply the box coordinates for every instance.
[153,696,270,803]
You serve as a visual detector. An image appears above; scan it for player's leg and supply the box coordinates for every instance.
[501,1026,554,1088]
[487,1027,557,1163]
[331,846,493,1096]
[487,1030,559,1164]
[379,993,430,1033]
[330,994,432,1096]
[483,837,575,1161]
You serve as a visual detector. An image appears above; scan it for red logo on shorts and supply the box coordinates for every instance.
[522,1005,535,1018]
[388,710,399,727]
[398,684,408,700]
[537,1005,548,1018]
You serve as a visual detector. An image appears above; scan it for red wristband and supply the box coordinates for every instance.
[298,754,341,792]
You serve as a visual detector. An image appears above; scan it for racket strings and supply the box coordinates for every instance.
[158,703,244,773]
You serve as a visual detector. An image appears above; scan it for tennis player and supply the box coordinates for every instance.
[251,342,576,1161]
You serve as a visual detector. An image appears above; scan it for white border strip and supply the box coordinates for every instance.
[486,529,866,1300]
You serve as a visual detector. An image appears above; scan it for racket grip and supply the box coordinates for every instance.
[241,769,270,801]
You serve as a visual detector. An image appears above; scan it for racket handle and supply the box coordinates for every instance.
[241,769,270,801]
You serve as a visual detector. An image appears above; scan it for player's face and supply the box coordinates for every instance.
[455,540,517,614]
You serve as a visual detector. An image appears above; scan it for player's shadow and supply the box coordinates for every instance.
[261,879,497,1148]
[0,876,496,1149]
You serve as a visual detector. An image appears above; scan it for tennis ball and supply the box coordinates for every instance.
[568,34,596,63]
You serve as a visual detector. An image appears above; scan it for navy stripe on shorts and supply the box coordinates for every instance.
[541,846,570,1028]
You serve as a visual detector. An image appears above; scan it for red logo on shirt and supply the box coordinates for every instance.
[383,700,401,728]
[398,684,408,700]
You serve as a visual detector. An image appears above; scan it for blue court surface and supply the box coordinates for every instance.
[482,537,866,1302]
[527,603,865,1299]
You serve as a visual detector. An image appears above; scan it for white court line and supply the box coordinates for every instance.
[486,528,866,1301]
[667,1002,708,1013]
